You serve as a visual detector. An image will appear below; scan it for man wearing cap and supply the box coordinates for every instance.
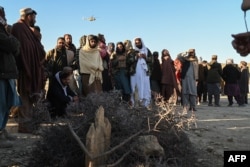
[206,55,223,107]
[0,6,20,147]
[11,7,46,133]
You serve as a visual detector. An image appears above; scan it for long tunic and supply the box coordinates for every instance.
[181,62,197,96]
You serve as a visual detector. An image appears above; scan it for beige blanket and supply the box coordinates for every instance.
[79,49,103,85]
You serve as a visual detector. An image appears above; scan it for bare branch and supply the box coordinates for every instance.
[68,124,92,158]
[106,150,131,167]
[92,129,144,159]
[68,124,145,161]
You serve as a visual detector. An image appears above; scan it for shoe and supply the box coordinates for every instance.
[238,104,245,107]
[227,104,233,107]
[2,129,17,141]
[208,103,213,106]
[214,104,221,107]
[197,102,200,106]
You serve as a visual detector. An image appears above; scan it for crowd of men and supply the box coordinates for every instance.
[0,6,249,149]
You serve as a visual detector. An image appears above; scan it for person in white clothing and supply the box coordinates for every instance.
[128,37,153,109]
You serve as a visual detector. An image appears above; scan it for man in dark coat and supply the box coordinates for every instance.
[206,55,223,107]
[11,8,46,133]
[222,59,242,106]
[47,67,78,119]
[150,51,162,101]
[161,49,177,103]
[197,60,208,104]
[0,6,20,148]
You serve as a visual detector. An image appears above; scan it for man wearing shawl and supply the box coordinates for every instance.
[0,6,20,147]
[11,8,45,133]
[130,37,153,109]
[161,49,178,103]
[177,49,199,113]
[79,35,103,96]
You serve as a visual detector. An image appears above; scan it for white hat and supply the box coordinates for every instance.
[19,8,37,16]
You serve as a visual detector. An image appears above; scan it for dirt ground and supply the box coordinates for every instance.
[0,95,250,167]
[185,95,250,167]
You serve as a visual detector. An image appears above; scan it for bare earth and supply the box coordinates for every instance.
[185,95,250,167]
[0,95,250,167]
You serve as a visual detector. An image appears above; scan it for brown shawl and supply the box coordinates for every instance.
[161,57,177,88]
[11,19,45,94]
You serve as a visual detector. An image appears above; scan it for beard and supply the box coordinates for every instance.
[90,43,97,49]
[29,21,35,27]
[135,44,142,49]
[67,41,72,45]
[57,46,66,52]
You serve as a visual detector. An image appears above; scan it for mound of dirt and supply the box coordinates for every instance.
[1,93,249,167]
[28,92,197,167]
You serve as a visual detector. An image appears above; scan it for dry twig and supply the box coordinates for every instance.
[68,124,144,160]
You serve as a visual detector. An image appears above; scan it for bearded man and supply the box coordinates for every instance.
[64,34,77,55]
[45,37,77,93]
[131,37,153,109]
[11,8,46,133]
[46,37,74,77]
